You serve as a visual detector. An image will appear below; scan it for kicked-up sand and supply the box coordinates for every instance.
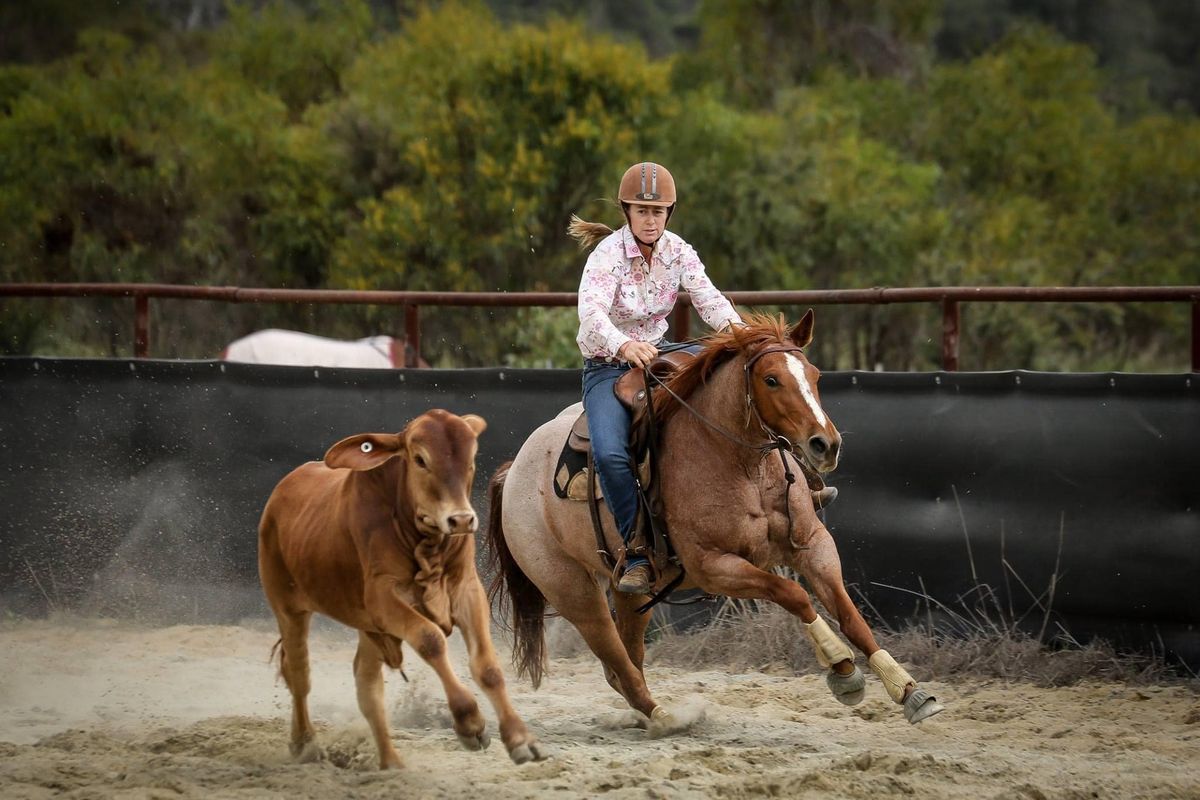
[1,615,1197,799]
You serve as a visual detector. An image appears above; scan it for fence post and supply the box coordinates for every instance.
[404,303,420,368]
[672,304,690,342]
[1192,299,1198,373]
[134,294,150,358]
[942,298,959,371]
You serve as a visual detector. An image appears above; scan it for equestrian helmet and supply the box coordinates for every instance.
[618,162,676,207]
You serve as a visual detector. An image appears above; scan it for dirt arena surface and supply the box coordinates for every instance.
[1,616,1197,799]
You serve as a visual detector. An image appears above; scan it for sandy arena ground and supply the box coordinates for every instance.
[1,616,1197,799]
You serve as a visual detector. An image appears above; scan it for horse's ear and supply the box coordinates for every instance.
[324,433,404,471]
[789,309,815,349]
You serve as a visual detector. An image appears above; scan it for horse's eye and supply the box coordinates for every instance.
[764,376,779,388]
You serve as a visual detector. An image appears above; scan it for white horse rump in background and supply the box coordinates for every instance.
[221,329,423,368]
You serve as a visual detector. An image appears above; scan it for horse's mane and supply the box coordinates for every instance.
[652,312,794,423]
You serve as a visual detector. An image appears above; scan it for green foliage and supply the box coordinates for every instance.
[212,1,372,117]
[676,0,942,106]
[328,3,667,297]
[936,0,1200,114]
[320,2,671,363]
[0,1,1196,370]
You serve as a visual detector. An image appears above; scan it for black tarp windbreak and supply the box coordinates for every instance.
[1,359,1196,666]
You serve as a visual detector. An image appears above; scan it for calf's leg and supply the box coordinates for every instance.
[353,632,404,769]
[365,578,488,750]
[273,608,321,762]
[452,575,548,763]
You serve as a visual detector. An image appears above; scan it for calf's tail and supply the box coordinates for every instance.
[486,460,548,689]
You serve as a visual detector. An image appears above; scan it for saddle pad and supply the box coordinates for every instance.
[552,430,598,501]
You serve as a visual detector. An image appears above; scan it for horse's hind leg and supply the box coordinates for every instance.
[541,574,660,721]
[273,608,322,762]
[353,632,404,769]
[796,529,944,724]
[612,592,653,673]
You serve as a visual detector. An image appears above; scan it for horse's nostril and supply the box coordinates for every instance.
[809,436,828,456]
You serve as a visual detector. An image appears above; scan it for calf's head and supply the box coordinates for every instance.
[323,409,487,536]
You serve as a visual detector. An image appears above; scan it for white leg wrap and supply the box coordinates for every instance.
[805,616,854,669]
[868,649,915,704]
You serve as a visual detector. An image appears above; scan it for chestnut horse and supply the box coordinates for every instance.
[487,311,943,731]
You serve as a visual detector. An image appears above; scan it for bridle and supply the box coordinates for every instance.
[644,344,828,546]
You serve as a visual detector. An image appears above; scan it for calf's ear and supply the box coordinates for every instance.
[324,433,404,470]
[461,414,487,436]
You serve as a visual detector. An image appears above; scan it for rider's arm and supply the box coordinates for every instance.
[678,241,741,331]
[577,249,631,359]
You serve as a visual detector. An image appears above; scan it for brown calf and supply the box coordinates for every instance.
[258,409,545,769]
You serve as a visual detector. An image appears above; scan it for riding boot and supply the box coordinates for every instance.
[811,486,838,509]
[798,459,837,509]
[617,557,652,594]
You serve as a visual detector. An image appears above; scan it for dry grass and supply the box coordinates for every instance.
[649,501,1196,690]
[650,598,1193,688]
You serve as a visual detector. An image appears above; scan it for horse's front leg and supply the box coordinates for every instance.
[795,529,944,724]
[694,550,941,723]
[451,574,548,764]
[692,551,860,695]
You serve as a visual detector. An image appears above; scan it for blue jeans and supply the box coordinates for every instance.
[581,342,701,550]
[582,359,639,546]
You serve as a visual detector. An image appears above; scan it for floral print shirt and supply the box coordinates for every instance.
[576,226,741,360]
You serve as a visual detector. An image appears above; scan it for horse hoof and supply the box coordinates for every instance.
[457,730,491,751]
[647,704,705,738]
[826,665,866,706]
[510,740,550,764]
[290,739,323,764]
[903,687,944,724]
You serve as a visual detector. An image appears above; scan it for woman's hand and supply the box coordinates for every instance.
[618,340,659,368]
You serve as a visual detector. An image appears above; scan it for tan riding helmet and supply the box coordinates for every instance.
[618,162,676,207]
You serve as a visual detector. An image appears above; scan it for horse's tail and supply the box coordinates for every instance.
[567,214,613,251]
[486,460,549,689]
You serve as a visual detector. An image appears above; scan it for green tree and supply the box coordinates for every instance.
[676,0,942,107]
[323,2,672,363]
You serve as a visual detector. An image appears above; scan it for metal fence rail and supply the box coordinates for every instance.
[2,282,1198,370]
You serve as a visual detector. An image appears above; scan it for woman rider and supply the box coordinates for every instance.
[568,161,745,594]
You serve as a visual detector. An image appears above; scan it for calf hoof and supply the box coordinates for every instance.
[826,665,866,706]
[509,739,550,764]
[903,687,944,724]
[457,730,491,751]
[290,739,323,764]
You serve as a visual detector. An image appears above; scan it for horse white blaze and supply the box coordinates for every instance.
[785,353,827,428]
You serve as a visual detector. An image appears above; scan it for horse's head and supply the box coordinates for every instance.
[743,309,841,473]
